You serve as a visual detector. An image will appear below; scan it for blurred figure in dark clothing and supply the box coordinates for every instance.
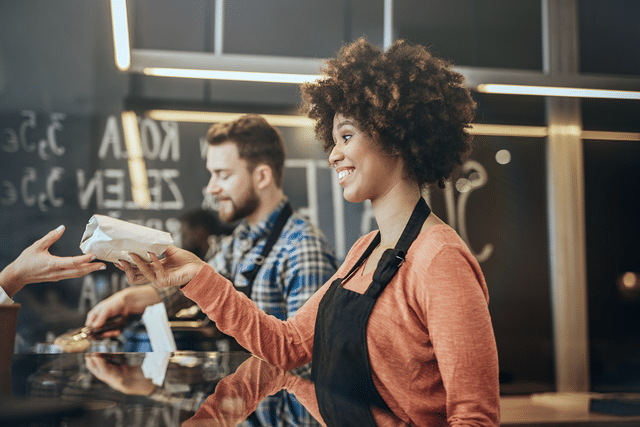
[179,208,235,261]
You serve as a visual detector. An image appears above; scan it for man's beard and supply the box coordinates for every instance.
[218,189,260,224]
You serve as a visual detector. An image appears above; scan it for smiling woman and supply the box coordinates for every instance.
[296,38,498,425]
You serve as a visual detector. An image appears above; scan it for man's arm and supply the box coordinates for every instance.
[84,284,161,334]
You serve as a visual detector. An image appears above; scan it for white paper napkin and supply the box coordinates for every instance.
[140,303,177,386]
[142,302,177,353]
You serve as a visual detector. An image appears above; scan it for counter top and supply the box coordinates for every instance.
[501,392,640,426]
[3,352,640,426]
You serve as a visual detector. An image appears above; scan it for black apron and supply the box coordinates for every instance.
[311,198,431,426]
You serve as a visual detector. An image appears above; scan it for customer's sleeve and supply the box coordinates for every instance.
[0,286,14,305]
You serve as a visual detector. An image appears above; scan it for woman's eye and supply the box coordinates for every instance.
[343,134,352,141]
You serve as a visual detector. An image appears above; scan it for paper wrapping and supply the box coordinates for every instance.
[79,214,174,264]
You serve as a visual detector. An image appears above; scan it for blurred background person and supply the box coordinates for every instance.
[179,207,236,261]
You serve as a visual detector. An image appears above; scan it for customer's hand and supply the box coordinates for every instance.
[0,225,105,298]
[116,246,206,289]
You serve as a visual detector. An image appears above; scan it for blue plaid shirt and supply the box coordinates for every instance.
[211,200,336,320]
[160,200,336,426]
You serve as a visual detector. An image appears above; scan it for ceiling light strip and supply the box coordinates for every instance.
[145,111,640,141]
[110,0,131,71]
[477,84,640,100]
[147,110,546,136]
[581,131,640,141]
[469,124,548,137]
[214,0,224,55]
[121,111,151,208]
[143,67,320,84]
[146,110,315,128]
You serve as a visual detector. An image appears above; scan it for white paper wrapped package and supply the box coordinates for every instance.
[80,214,174,264]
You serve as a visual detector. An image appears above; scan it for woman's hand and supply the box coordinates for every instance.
[116,245,206,289]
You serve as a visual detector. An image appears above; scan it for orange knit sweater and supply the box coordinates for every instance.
[182,224,500,426]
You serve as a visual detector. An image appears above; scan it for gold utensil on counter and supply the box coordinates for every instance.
[53,315,129,353]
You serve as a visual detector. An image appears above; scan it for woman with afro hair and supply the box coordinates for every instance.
[118,38,500,426]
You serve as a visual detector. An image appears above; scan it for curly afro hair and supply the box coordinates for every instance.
[300,38,476,189]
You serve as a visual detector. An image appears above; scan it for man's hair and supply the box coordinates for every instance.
[206,114,286,188]
[300,38,476,189]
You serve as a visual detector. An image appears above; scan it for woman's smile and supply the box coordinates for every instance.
[337,168,354,184]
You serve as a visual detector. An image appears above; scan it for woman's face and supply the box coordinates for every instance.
[329,114,404,204]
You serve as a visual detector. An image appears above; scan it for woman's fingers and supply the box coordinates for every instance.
[145,252,166,283]
[119,257,148,285]
[128,253,161,285]
[119,251,192,288]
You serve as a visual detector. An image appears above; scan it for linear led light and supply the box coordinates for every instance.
[146,110,315,128]
[477,84,640,100]
[469,124,548,137]
[145,110,640,141]
[147,109,556,136]
[581,130,640,141]
[148,110,561,137]
[110,0,131,71]
[121,111,151,208]
[143,67,321,84]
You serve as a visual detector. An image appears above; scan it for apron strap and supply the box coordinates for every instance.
[239,202,293,296]
[341,232,381,284]
[366,197,431,298]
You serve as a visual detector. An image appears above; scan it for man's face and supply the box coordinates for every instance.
[206,142,260,223]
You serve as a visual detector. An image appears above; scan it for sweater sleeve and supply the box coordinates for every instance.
[181,264,329,370]
[184,356,290,426]
[420,244,500,426]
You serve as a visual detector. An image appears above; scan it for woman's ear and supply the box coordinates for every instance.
[252,164,273,190]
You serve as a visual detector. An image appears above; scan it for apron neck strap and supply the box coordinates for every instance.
[366,197,431,298]
[393,197,431,253]
[240,202,293,288]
